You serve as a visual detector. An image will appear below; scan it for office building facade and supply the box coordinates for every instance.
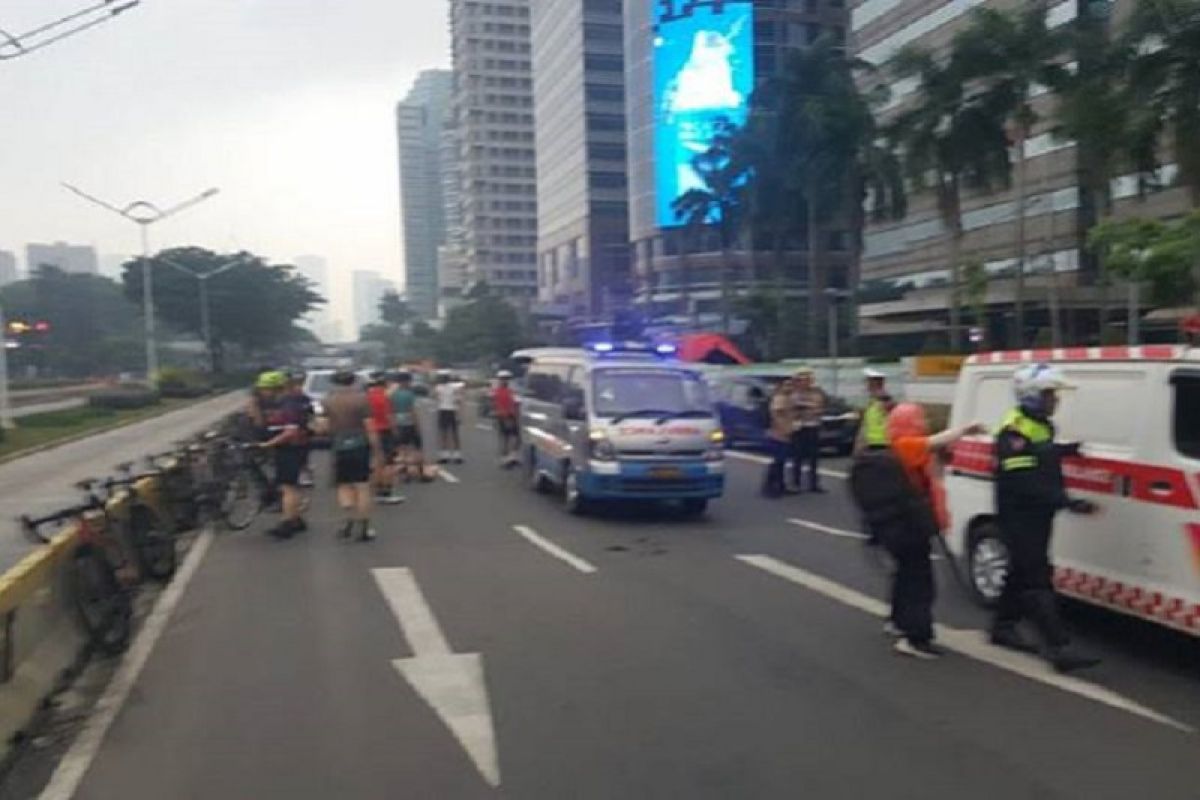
[352,269,396,334]
[438,115,470,314]
[25,242,99,275]
[449,0,539,304]
[532,0,629,322]
[853,0,1188,349]
[397,70,454,320]
[0,250,17,286]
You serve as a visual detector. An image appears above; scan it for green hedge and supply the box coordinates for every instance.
[156,367,212,398]
[88,387,161,410]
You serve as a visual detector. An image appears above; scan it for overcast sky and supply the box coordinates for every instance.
[1,0,450,330]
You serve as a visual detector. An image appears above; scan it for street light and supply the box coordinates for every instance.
[154,255,247,372]
[62,183,220,380]
[0,1,140,61]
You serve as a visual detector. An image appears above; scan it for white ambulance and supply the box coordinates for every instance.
[944,345,1200,637]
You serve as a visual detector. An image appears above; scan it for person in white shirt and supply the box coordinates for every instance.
[434,371,464,464]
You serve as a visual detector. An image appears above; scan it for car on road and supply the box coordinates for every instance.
[705,366,860,455]
[944,345,1200,640]
[519,344,725,516]
[302,369,374,447]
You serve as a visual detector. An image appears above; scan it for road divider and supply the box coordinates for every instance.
[735,554,1192,733]
[512,525,597,574]
[371,568,500,787]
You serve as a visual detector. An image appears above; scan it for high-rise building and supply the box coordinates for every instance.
[449,0,539,304]
[352,269,395,333]
[624,0,853,338]
[532,0,630,322]
[25,242,99,275]
[294,255,337,340]
[438,115,470,315]
[99,254,131,280]
[0,250,17,286]
[397,70,454,320]
[852,0,1184,350]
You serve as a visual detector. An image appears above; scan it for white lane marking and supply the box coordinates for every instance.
[788,517,870,541]
[438,468,461,484]
[40,529,216,800]
[723,450,849,480]
[736,554,1194,734]
[475,423,492,433]
[372,568,500,787]
[512,525,597,574]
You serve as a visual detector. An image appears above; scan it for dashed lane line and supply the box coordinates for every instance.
[735,554,1193,734]
[787,517,870,541]
[512,525,597,574]
[438,468,461,484]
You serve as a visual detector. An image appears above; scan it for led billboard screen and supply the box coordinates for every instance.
[653,1,755,228]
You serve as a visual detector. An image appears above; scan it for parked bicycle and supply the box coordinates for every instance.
[105,462,178,582]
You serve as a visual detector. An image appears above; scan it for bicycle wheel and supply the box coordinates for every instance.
[129,507,177,582]
[70,544,132,655]
[222,467,263,531]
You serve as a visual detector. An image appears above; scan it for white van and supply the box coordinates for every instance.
[944,345,1200,638]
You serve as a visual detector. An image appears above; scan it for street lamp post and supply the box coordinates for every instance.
[62,184,220,381]
[154,255,246,373]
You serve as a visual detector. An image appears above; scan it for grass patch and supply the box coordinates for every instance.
[0,397,204,461]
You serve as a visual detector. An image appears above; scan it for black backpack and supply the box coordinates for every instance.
[848,449,938,545]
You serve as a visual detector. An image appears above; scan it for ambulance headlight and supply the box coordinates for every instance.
[588,430,616,461]
[705,429,726,460]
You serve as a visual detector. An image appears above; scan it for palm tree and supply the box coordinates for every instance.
[954,3,1068,347]
[672,119,750,334]
[888,45,1012,352]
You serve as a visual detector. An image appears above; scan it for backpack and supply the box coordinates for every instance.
[848,449,938,545]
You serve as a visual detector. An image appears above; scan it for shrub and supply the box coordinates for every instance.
[156,367,212,398]
[89,388,160,410]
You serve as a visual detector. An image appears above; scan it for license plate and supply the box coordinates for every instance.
[648,467,683,479]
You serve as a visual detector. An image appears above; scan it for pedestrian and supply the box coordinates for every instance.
[854,368,892,454]
[492,370,520,468]
[435,370,464,464]
[320,370,385,541]
[790,369,827,494]
[762,378,796,498]
[257,370,310,539]
[286,369,316,488]
[390,371,433,483]
[367,371,405,504]
[990,364,1100,673]
[878,403,985,658]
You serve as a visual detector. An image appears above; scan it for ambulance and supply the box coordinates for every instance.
[944,345,1200,637]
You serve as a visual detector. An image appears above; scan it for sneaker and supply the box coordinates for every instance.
[337,520,354,540]
[290,518,308,534]
[894,638,943,660]
[882,621,904,638]
[267,522,296,540]
[1049,648,1100,674]
[379,492,407,505]
[358,522,377,542]
[990,628,1038,654]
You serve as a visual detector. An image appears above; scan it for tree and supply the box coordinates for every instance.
[436,282,525,364]
[963,260,990,349]
[379,290,415,328]
[955,3,1069,346]
[672,118,750,334]
[0,266,143,377]
[888,44,1013,352]
[123,247,323,370]
[1088,214,1200,309]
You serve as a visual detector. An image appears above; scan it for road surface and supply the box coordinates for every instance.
[0,392,246,570]
[26,419,1200,799]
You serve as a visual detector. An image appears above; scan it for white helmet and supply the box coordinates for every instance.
[863,368,886,380]
[496,370,513,380]
[1013,363,1072,405]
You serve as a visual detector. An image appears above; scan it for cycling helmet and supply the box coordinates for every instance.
[497,370,513,380]
[368,370,387,385]
[1013,363,1072,414]
[256,370,287,390]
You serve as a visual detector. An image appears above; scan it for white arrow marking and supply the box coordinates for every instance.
[372,568,501,787]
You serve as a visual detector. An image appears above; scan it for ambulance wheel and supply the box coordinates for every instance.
[564,467,589,515]
[679,498,708,518]
[967,522,1009,609]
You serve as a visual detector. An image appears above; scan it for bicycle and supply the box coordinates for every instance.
[19,482,134,655]
[106,462,178,582]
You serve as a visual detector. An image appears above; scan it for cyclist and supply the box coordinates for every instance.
[285,369,316,488]
[435,370,464,464]
[492,370,520,468]
[390,371,432,482]
[322,369,384,541]
[367,371,404,505]
[257,370,308,539]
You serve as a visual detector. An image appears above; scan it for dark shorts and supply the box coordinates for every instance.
[496,416,518,436]
[334,446,372,485]
[397,424,422,448]
[438,410,459,434]
[274,446,306,487]
[380,431,398,461]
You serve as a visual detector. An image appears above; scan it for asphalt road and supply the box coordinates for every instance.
[0,392,246,570]
[40,417,1200,799]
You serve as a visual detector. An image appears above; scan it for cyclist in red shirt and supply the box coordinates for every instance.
[492,370,520,468]
[367,372,404,504]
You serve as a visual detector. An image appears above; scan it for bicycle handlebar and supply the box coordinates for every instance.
[19,496,107,544]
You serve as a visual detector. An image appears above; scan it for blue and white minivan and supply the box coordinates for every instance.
[519,344,726,516]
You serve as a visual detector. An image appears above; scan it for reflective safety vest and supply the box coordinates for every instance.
[996,408,1052,473]
[863,400,890,447]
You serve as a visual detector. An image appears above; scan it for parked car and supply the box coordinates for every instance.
[706,366,860,455]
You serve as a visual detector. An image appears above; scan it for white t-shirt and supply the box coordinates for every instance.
[435,383,461,412]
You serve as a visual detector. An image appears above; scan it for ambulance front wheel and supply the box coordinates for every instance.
[967,521,1009,609]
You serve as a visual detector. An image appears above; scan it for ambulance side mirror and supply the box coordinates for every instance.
[562,389,585,421]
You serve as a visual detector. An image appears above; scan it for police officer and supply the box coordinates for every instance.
[855,369,891,454]
[990,363,1100,673]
